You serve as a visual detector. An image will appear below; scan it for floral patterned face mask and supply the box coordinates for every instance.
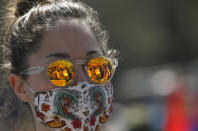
[30,81,113,131]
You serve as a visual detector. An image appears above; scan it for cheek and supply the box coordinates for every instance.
[27,74,53,92]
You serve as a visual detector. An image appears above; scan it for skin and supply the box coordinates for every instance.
[9,21,102,131]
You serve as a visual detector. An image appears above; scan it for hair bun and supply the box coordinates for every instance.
[15,0,80,17]
[15,0,47,17]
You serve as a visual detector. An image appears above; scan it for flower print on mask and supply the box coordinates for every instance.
[71,119,82,129]
[41,103,50,112]
[90,116,96,126]
[32,81,113,130]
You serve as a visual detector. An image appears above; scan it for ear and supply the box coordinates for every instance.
[9,74,31,102]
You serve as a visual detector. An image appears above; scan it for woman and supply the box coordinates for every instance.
[0,0,118,131]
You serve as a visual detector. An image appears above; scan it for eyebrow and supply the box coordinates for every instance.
[86,50,100,56]
[46,53,70,58]
[45,50,100,59]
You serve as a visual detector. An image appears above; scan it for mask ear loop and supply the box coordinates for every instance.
[22,79,36,94]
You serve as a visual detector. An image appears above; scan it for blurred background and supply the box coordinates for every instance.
[1,0,198,131]
[86,0,198,131]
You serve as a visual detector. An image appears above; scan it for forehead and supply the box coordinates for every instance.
[29,21,102,66]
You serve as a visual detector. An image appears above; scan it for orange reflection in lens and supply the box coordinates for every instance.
[48,60,75,87]
[87,57,113,84]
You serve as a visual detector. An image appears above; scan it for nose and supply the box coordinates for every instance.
[72,65,90,86]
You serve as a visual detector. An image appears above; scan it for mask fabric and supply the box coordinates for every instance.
[33,81,113,131]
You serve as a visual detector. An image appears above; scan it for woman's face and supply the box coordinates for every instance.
[26,21,102,100]
[10,21,114,131]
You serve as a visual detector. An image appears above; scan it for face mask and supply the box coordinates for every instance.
[32,81,113,131]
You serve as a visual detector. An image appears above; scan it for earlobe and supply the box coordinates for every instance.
[9,74,31,102]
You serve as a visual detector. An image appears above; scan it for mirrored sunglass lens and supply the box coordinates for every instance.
[48,60,75,87]
[87,57,114,84]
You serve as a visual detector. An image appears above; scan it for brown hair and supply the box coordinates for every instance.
[0,0,118,130]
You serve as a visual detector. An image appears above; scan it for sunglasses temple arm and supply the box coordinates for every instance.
[114,59,118,67]
[21,66,44,75]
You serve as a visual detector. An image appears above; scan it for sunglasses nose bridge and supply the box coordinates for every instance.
[73,63,90,84]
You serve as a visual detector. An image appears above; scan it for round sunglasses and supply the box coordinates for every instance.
[20,56,118,87]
